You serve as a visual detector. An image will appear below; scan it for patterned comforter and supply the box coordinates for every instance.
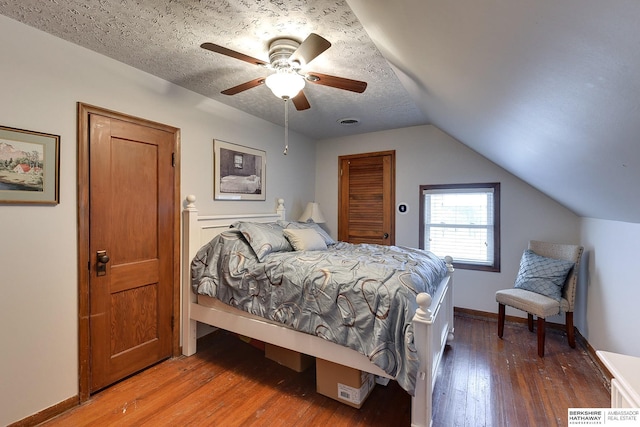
[191,229,448,395]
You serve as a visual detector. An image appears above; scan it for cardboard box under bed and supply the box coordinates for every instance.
[265,343,314,372]
[315,358,376,409]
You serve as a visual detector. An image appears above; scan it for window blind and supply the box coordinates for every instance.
[423,187,495,266]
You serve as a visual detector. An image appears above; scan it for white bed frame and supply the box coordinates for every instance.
[181,195,454,427]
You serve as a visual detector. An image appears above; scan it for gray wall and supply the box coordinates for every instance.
[314,125,581,314]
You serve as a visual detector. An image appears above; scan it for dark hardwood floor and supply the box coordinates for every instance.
[42,313,610,426]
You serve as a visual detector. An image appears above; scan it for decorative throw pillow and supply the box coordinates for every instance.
[283,228,328,251]
[277,220,336,245]
[231,221,292,262]
[514,249,575,301]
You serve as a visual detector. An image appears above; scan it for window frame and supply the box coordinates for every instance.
[419,182,501,272]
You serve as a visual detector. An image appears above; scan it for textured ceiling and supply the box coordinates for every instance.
[0,0,427,139]
[3,0,640,223]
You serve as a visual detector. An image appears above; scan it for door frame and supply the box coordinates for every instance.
[76,102,181,401]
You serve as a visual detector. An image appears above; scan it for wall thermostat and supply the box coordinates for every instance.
[397,203,409,214]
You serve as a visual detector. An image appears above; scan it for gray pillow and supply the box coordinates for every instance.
[231,221,292,262]
[514,249,575,301]
[283,228,328,251]
[277,220,336,245]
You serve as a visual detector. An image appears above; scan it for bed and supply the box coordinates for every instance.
[182,195,454,426]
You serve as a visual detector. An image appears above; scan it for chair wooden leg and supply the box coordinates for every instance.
[527,314,534,332]
[566,311,576,348]
[537,317,546,357]
[498,303,505,338]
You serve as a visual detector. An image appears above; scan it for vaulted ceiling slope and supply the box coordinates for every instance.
[347,0,640,224]
[1,1,639,223]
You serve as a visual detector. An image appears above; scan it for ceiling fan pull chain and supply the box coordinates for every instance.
[283,98,289,155]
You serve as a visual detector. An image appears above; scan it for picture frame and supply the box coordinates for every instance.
[213,139,266,201]
[0,125,60,205]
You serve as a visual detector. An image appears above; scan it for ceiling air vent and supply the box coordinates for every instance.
[338,117,360,126]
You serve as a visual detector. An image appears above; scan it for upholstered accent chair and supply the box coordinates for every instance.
[496,241,584,357]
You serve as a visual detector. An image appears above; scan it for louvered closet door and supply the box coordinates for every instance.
[338,150,395,245]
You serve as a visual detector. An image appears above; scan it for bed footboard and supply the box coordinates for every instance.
[411,256,454,427]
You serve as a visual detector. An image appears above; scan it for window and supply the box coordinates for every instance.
[420,183,500,272]
[234,154,243,169]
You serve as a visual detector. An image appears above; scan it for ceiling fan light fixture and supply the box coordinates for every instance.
[265,71,305,99]
[203,33,367,109]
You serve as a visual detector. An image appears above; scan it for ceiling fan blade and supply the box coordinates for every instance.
[292,91,311,111]
[289,33,331,67]
[221,77,266,95]
[306,72,367,93]
[201,42,267,67]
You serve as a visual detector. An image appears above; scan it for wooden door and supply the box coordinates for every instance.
[78,104,179,396]
[338,150,395,245]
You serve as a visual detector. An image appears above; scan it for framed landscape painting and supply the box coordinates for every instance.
[213,139,266,201]
[0,125,60,204]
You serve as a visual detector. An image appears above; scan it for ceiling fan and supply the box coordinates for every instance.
[201,33,368,111]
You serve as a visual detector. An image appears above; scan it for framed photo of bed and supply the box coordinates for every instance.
[214,139,266,201]
[0,125,60,205]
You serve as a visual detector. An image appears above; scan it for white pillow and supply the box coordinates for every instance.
[283,228,328,251]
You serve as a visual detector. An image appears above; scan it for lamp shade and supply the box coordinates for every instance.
[298,202,326,223]
[265,71,305,99]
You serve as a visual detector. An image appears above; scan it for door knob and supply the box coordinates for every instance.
[96,250,109,276]
[383,233,389,239]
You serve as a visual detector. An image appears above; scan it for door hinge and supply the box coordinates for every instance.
[171,316,175,330]
[171,152,176,167]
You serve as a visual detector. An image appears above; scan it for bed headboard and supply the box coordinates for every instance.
[182,194,286,259]
[181,194,286,328]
